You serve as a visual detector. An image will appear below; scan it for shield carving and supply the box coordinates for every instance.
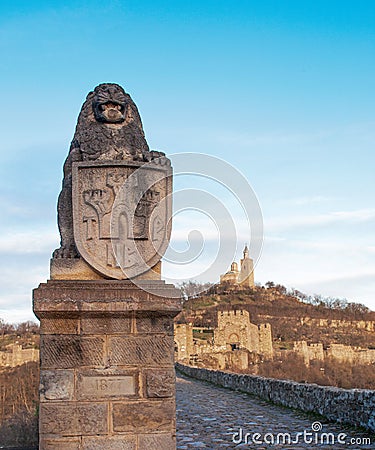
[72,160,172,279]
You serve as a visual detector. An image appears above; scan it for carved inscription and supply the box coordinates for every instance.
[78,375,135,399]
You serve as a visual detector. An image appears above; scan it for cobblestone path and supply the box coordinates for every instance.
[176,374,374,449]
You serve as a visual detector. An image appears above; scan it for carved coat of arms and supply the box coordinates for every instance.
[72,160,172,279]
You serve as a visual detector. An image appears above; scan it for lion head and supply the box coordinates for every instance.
[92,84,127,124]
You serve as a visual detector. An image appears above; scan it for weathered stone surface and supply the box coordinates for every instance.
[50,257,103,280]
[81,316,131,334]
[40,318,79,334]
[40,403,108,435]
[80,375,135,399]
[72,160,172,280]
[112,400,175,432]
[82,436,136,450]
[40,437,81,450]
[77,368,138,400]
[110,335,174,366]
[33,280,182,315]
[138,433,176,450]
[51,258,164,281]
[145,369,175,398]
[136,313,173,334]
[40,335,104,369]
[40,370,74,401]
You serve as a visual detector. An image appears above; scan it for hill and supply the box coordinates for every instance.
[177,283,375,350]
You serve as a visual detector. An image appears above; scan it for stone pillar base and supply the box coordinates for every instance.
[33,280,181,450]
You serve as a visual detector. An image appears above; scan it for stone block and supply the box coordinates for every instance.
[135,314,173,335]
[40,437,81,450]
[33,280,181,316]
[50,257,104,281]
[82,436,136,450]
[40,403,108,436]
[145,369,175,398]
[40,318,79,334]
[40,370,74,402]
[138,433,176,450]
[133,261,161,281]
[77,368,138,400]
[109,335,174,366]
[40,335,105,369]
[81,316,131,334]
[112,400,175,432]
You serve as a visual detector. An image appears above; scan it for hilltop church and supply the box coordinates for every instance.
[220,245,255,288]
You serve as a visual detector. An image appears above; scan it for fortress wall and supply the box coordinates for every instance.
[326,344,375,364]
[293,341,324,365]
[292,341,375,365]
[174,324,194,361]
[0,344,39,368]
[176,363,375,433]
[215,310,262,353]
[257,316,375,332]
[299,317,374,331]
[247,323,260,353]
[258,324,273,357]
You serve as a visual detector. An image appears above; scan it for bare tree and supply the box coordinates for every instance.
[178,280,215,302]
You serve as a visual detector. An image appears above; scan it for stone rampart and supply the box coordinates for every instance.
[0,344,39,368]
[176,363,375,433]
[293,340,375,365]
[258,315,375,332]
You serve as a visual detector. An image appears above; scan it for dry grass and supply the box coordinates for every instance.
[0,409,38,448]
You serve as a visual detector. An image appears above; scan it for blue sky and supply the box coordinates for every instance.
[0,1,374,321]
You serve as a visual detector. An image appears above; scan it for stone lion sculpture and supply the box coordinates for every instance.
[53,83,165,258]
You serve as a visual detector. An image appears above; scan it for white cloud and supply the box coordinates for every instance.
[0,300,38,324]
[0,256,50,323]
[256,232,375,311]
[266,208,375,232]
[281,195,332,206]
[300,272,375,310]
[0,229,59,254]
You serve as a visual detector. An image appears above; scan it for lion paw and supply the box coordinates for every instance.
[53,245,80,259]
[150,151,170,166]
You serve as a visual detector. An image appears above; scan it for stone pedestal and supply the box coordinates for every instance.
[33,280,181,450]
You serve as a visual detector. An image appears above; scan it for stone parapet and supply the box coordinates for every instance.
[33,280,181,450]
[176,363,375,433]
